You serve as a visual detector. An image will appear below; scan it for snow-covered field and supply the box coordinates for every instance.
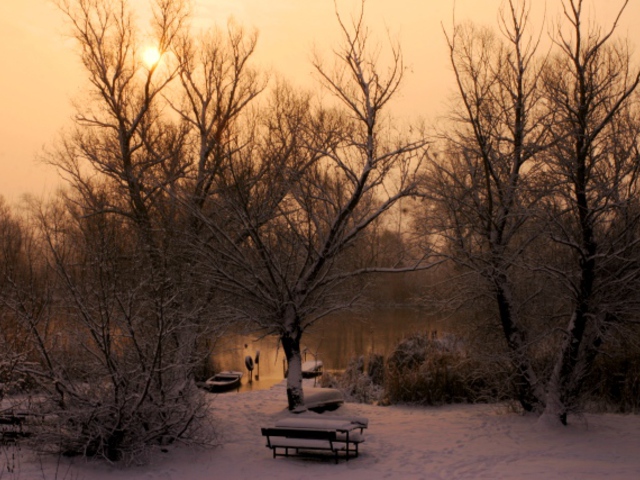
[7,380,640,479]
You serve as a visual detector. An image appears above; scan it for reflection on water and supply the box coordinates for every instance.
[210,308,444,392]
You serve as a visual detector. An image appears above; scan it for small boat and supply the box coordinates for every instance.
[203,371,243,392]
[301,360,323,378]
[293,387,344,413]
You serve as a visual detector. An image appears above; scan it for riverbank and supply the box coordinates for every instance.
[9,380,640,479]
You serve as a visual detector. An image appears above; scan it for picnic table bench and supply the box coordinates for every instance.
[0,411,33,444]
[262,416,368,463]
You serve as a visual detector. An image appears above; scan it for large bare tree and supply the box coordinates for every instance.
[51,0,189,259]
[426,0,549,412]
[426,0,640,425]
[193,4,427,411]
[539,0,640,425]
[20,0,261,459]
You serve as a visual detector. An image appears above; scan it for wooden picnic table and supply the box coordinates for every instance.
[266,415,369,461]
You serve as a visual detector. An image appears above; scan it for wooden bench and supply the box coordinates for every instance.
[0,412,32,444]
[261,427,356,463]
[0,414,27,426]
[273,417,366,459]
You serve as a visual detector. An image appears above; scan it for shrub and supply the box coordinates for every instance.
[586,343,640,413]
[32,379,213,463]
[385,332,480,405]
[321,354,385,405]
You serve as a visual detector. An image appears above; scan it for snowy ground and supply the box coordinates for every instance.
[6,380,640,479]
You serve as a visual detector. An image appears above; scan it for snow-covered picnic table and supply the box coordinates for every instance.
[262,415,369,462]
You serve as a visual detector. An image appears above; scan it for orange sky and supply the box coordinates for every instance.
[1,0,639,201]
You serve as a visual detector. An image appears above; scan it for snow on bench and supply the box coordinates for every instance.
[267,415,369,460]
[288,414,369,429]
[261,427,350,463]
[275,417,354,430]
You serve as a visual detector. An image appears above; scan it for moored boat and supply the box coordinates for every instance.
[203,371,243,392]
[301,360,323,378]
[294,387,344,413]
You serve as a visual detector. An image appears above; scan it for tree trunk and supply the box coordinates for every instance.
[541,112,598,425]
[281,326,304,411]
[494,277,544,413]
[541,228,596,425]
[542,282,594,425]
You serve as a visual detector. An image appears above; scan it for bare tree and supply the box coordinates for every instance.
[45,0,298,441]
[539,0,640,425]
[51,0,189,259]
[166,21,265,371]
[49,0,263,394]
[427,0,549,412]
[24,0,224,459]
[425,0,640,424]
[22,197,209,460]
[170,20,264,233]
[0,198,50,406]
[193,4,428,411]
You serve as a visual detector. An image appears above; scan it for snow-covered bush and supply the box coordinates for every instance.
[0,355,36,400]
[367,353,385,386]
[22,261,217,463]
[321,354,386,405]
[33,380,212,462]
[0,197,219,463]
[586,336,640,413]
[385,332,479,405]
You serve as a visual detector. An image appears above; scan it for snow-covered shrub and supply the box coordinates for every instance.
[385,332,479,405]
[21,298,218,463]
[586,337,640,413]
[321,354,386,405]
[0,200,219,463]
[0,355,37,400]
[34,379,212,462]
[367,353,385,386]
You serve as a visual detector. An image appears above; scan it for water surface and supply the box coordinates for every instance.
[210,308,445,392]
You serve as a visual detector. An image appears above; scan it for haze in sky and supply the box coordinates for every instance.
[1,0,639,201]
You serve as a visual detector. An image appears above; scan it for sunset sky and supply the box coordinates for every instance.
[1,0,639,201]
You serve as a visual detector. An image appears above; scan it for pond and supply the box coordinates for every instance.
[209,307,448,392]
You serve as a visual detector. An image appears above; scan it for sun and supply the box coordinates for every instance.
[142,46,162,68]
